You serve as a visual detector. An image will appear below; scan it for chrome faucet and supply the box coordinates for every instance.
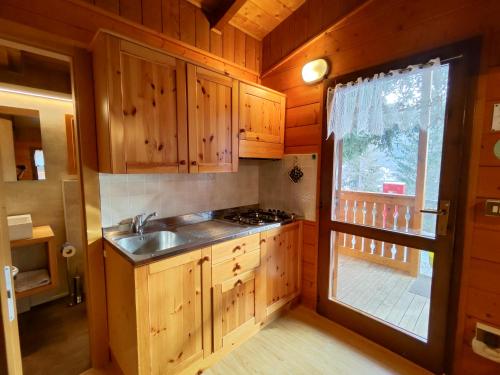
[132,212,158,235]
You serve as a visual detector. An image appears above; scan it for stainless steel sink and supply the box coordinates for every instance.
[175,220,248,239]
[114,231,190,255]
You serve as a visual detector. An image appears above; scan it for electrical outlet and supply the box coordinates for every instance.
[485,200,500,217]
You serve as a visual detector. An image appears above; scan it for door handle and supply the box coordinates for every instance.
[420,200,450,236]
[3,266,16,322]
[420,209,447,215]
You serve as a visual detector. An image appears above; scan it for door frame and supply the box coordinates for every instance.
[0,21,110,369]
[317,38,481,373]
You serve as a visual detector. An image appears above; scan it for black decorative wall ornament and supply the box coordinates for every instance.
[289,157,304,183]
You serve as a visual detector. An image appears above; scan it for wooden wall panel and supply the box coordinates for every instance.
[262,0,367,71]
[285,124,321,147]
[179,1,196,45]
[142,0,163,32]
[286,103,320,128]
[262,1,500,373]
[95,0,119,13]
[0,0,262,80]
[162,0,180,39]
[234,28,246,67]
[120,0,142,23]
[222,24,235,62]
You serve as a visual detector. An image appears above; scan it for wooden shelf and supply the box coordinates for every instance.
[10,225,59,299]
[10,225,54,248]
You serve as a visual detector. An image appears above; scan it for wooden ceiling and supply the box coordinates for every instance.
[230,0,306,40]
[195,0,306,40]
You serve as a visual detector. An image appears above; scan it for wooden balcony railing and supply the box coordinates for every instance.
[334,190,421,277]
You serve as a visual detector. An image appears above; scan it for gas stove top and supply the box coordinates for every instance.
[222,208,295,226]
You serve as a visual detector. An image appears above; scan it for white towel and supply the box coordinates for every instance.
[15,269,50,293]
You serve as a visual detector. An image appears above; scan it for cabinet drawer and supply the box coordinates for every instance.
[212,249,260,285]
[212,234,260,264]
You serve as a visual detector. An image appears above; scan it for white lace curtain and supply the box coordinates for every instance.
[326,58,447,140]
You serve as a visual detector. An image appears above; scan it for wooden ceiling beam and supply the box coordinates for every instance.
[207,0,248,33]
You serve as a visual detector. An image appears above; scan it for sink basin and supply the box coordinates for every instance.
[114,231,190,255]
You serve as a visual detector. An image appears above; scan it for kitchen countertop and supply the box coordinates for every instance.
[103,206,297,266]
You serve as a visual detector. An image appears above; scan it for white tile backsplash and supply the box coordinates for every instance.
[259,154,318,221]
[99,160,260,227]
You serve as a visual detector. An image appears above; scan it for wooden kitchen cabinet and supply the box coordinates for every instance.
[93,33,189,174]
[187,64,239,173]
[261,221,302,316]
[239,82,286,159]
[104,223,301,375]
[105,243,211,375]
[210,234,263,352]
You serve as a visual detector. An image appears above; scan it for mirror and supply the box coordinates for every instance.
[0,106,45,181]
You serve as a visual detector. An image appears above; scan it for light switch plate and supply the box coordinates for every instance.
[493,104,500,131]
[485,200,500,217]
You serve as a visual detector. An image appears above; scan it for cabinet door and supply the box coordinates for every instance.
[119,41,188,173]
[136,250,210,374]
[212,271,258,352]
[264,223,302,315]
[239,83,285,158]
[187,64,238,173]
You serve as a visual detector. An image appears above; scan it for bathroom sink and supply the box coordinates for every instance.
[114,231,191,255]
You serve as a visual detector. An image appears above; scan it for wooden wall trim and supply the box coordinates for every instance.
[0,0,261,82]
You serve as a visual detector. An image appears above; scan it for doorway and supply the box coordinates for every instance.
[0,42,91,374]
[318,40,479,373]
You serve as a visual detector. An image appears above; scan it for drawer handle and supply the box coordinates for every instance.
[233,263,241,272]
[260,239,266,244]
[234,279,243,287]
[199,256,210,264]
[232,246,241,253]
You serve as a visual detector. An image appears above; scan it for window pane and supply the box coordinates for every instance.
[333,64,449,239]
[330,231,432,341]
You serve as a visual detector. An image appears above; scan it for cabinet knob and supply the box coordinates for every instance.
[234,279,243,287]
[239,129,246,133]
[191,161,197,166]
[179,160,186,165]
[232,246,241,253]
[232,263,241,272]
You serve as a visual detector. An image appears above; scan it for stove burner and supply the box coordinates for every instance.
[223,209,294,226]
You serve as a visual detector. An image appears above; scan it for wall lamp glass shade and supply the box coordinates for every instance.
[301,59,330,84]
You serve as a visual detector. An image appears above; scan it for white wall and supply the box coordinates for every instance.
[99,160,260,227]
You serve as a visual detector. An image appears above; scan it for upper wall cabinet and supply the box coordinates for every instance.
[93,33,287,174]
[93,34,188,174]
[187,64,239,173]
[239,83,286,159]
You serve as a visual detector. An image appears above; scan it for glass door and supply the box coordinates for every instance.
[318,42,478,373]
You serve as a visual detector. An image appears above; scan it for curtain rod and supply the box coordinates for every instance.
[329,55,464,91]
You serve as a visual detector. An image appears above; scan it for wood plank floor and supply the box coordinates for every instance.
[19,298,91,375]
[205,306,431,375]
[335,254,430,340]
[82,306,431,375]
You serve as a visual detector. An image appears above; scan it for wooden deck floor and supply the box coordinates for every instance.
[335,254,430,340]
